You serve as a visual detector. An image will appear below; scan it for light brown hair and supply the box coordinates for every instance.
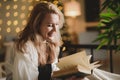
[16,2,64,65]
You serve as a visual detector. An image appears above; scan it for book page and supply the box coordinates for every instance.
[57,50,91,70]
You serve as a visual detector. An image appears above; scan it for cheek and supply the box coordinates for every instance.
[42,28,51,37]
[47,27,53,33]
[40,27,47,36]
[45,28,51,33]
[42,29,48,35]
[40,25,45,31]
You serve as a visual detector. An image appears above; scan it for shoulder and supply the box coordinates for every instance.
[25,40,37,53]
[25,40,34,48]
[15,40,38,66]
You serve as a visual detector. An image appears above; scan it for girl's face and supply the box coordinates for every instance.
[40,13,60,42]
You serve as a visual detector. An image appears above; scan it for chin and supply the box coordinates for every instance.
[47,37,55,42]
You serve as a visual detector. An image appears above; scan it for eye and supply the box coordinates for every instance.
[54,23,59,28]
[47,24,52,27]
[55,24,59,26]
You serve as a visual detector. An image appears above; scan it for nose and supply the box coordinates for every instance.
[52,26,57,32]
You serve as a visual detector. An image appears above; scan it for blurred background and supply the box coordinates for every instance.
[0,0,119,78]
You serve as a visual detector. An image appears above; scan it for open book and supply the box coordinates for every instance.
[52,50,101,78]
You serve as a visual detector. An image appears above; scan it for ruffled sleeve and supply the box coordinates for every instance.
[52,58,60,71]
[13,41,39,80]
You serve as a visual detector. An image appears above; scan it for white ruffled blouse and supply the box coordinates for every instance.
[13,41,59,80]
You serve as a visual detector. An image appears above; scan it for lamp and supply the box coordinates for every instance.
[64,0,81,17]
[63,0,81,44]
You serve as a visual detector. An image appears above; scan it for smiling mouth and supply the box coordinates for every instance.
[48,32,52,37]
[48,32,55,37]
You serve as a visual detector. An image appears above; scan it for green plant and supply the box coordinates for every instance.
[94,0,120,51]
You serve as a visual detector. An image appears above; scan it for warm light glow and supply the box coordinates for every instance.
[21,5,26,10]
[14,12,18,17]
[35,0,40,1]
[4,0,7,2]
[6,12,10,17]
[58,6,63,11]
[7,27,11,33]
[14,0,18,2]
[13,20,18,26]
[0,35,2,40]
[22,20,27,25]
[13,5,18,9]
[7,20,12,26]
[15,27,20,33]
[28,6,33,11]
[0,3,1,8]
[64,0,81,17]
[62,46,66,51]
[6,5,10,10]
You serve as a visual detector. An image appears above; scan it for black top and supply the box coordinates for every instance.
[38,64,52,80]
